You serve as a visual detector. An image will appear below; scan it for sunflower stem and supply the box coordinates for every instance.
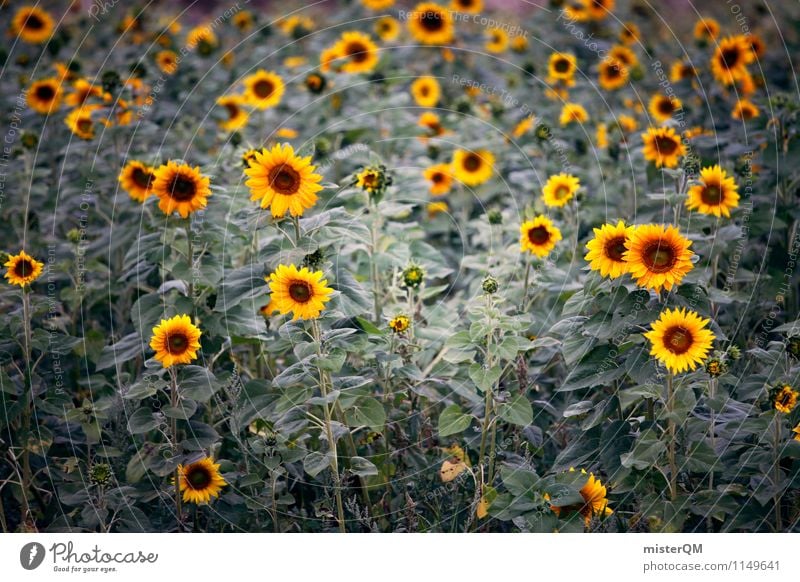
[666,372,677,502]
[292,215,301,246]
[186,217,194,308]
[521,256,531,310]
[773,412,783,531]
[708,378,716,493]
[369,199,382,324]
[19,289,34,529]
[169,368,183,531]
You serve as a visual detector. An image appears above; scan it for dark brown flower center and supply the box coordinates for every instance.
[432,172,444,183]
[463,153,482,172]
[700,183,722,205]
[288,281,312,303]
[554,58,570,74]
[26,13,44,30]
[658,98,674,115]
[663,326,693,354]
[605,62,622,79]
[132,167,153,189]
[720,47,740,69]
[307,75,321,89]
[224,103,240,119]
[167,332,189,354]
[554,184,571,200]
[169,175,197,201]
[420,85,430,96]
[528,226,550,245]
[268,164,301,195]
[253,79,275,99]
[642,241,677,273]
[345,41,369,63]
[654,136,679,155]
[14,259,34,278]
[185,465,212,490]
[420,10,444,32]
[35,84,55,101]
[76,118,93,134]
[604,236,627,262]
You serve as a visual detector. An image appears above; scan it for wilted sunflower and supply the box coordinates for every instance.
[542,173,580,208]
[152,161,212,218]
[560,102,589,126]
[155,50,178,75]
[12,6,54,44]
[375,16,400,41]
[550,469,613,526]
[686,165,739,218]
[520,216,562,257]
[648,94,682,124]
[118,160,156,203]
[389,314,411,333]
[216,95,249,132]
[771,385,799,414]
[598,58,629,91]
[243,69,285,110]
[149,314,202,368]
[4,250,44,287]
[693,17,719,42]
[408,2,454,45]
[424,163,453,195]
[411,76,440,107]
[732,99,759,121]
[335,31,380,74]
[65,106,99,140]
[548,52,577,82]
[245,144,322,217]
[641,126,685,168]
[450,0,482,12]
[27,78,63,115]
[485,28,509,53]
[645,308,715,374]
[624,224,693,292]
[584,220,634,279]
[452,149,494,186]
[267,264,333,320]
[711,35,754,86]
[176,457,227,504]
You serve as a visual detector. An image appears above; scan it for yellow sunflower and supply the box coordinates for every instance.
[152,161,212,218]
[149,314,202,368]
[609,45,637,67]
[27,78,62,115]
[584,220,634,279]
[711,35,754,86]
[216,95,249,132]
[670,61,695,83]
[513,116,535,138]
[693,17,719,43]
[548,52,577,82]
[560,102,589,126]
[452,149,494,187]
[411,76,440,107]
[772,385,799,414]
[4,250,44,287]
[648,94,682,124]
[65,78,109,108]
[427,201,448,217]
[542,173,580,208]
[186,25,218,51]
[520,216,562,257]
[65,106,99,140]
[618,114,638,134]
[244,143,323,217]
[596,123,608,148]
[598,58,629,91]
[624,224,693,292]
[550,469,613,526]
[424,163,453,195]
[450,0,482,13]
[362,0,395,8]
[641,126,686,168]
[118,160,156,203]
[267,264,334,320]
[389,314,411,333]
[335,31,380,74]
[686,165,739,218]
[243,70,285,110]
[619,22,640,45]
[177,457,227,504]
[408,2,454,45]
[485,28,509,53]
[375,16,400,41]
[231,10,254,31]
[511,35,529,52]
[644,308,715,374]
[418,111,445,136]
[12,6,54,44]
[155,50,179,75]
[584,0,614,20]
[732,99,759,121]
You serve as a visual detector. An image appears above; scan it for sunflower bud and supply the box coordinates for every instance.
[727,345,742,360]
[21,132,38,150]
[482,275,499,295]
[704,357,726,378]
[487,209,503,224]
[402,264,424,289]
[302,248,325,270]
[536,123,552,141]
[90,463,113,487]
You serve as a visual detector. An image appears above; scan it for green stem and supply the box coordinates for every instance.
[773,413,783,531]
[369,199,382,324]
[186,218,194,308]
[20,290,34,529]
[708,378,716,492]
[170,369,183,531]
[666,373,677,501]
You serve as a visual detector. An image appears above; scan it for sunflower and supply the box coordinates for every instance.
[686,165,739,218]
[12,6,54,44]
[375,16,400,41]
[624,224,693,292]
[4,250,44,287]
[427,201,448,217]
[244,143,323,217]
[155,50,179,75]
[513,116,535,138]
[596,123,608,148]
[152,161,212,218]
[267,264,333,320]
[411,76,440,107]
[648,94,682,124]
[542,173,580,208]
[732,99,759,121]
[548,52,577,82]
[560,102,589,126]
[618,114,638,133]
[669,61,695,83]
[771,385,798,414]
[27,78,62,115]
[176,457,227,504]
[305,72,327,94]
[645,308,715,374]
[362,0,395,8]
[408,2,454,45]
[450,0,482,12]
[424,164,453,195]
[335,31,380,74]
[550,469,613,526]
[793,424,800,441]
[243,70,285,110]
[149,314,202,368]
[118,160,156,203]
[65,107,99,140]
[641,126,686,168]
[389,314,410,333]
[584,0,614,20]
[485,28,509,53]
[693,17,719,43]
[711,35,754,86]
[619,21,640,45]
[231,10,254,31]
[216,95,249,132]
[584,220,634,279]
[598,58,629,91]
[452,149,494,187]
[186,25,218,52]
[609,45,637,67]
[65,79,109,108]
[511,35,529,52]
[418,111,445,135]
[520,216,562,257]
[278,15,314,36]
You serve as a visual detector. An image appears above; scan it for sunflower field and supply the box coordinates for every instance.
[2,0,800,535]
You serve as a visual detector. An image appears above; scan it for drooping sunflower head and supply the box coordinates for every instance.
[550,468,613,526]
[375,16,401,41]
[119,160,156,203]
[411,76,441,107]
[12,6,54,44]
[771,384,799,414]
[641,126,686,168]
[624,224,694,292]
[644,307,715,374]
[27,78,63,115]
[243,69,285,110]
[711,35,754,86]
[485,27,509,53]
[155,50,179,75]
[244,143,323,217]
[408,2,454,45]
[389,314,411,333]
[335,31,380,74]
[584,220,635,279]
[4,250,44,287]
[520,216,563,257]
[424,163,453,195]
[648,94,682,124]
[598,58,629,91]
[686,165,739,218]
[177,457,227,504]
[216,95,249,132]
[149,314,202,368]
[559,102,589,126]
[267,264,334,320]
[452,149,494,186]
[548,52,577,81]
[542,173,580,208]
[732,98,759,121]
[152,161,212,218]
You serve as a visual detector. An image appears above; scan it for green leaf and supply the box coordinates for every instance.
[350,456,379,477]
[497,394,533,426]
[127,407,160,435]
[438,404,473,437]
[179,366,222,402]
[468,363,502,392]
[344,397,386,430]
[303,451,332,477]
